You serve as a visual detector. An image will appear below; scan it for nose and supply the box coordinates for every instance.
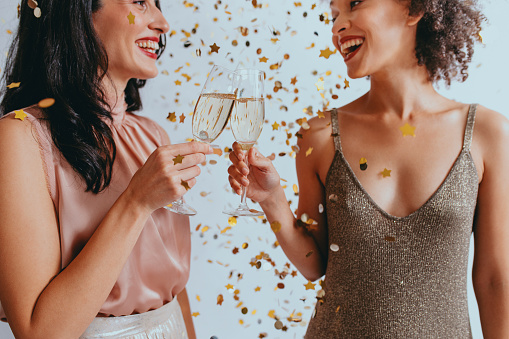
[331,15,350,35]
[149,6,170,34]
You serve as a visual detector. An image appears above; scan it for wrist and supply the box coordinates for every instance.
[259,185,287,212]
[118,187,153,220]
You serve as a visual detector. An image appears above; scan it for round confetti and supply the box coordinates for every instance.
[242,242,248,249]
[330,243,339,252]
[274,320,283,330]
[34,7,41,18]
[241,307,248,314]
[228,216,237,226]
[38,98,55,108]
[329,194,338,202]
[359,157,368,171]
[270,221,281,233]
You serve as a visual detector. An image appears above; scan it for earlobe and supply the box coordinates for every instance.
[407,12,424,26]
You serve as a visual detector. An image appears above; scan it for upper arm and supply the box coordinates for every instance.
[295,121,330,261]
[0,116,60,334]
[472,108,509,287]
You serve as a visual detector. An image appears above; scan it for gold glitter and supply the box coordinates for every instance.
[38,98,55,108]
[7,82,20,89]
[304,280,316,290]
[399,122,416,137]
[228,216,237,226]
[173,154,185,165]
[14,109,27,121]
[270,221,282,233]
[319,47,335,59]
[381,168,392,178]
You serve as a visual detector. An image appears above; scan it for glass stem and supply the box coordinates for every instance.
[240,151,249,207]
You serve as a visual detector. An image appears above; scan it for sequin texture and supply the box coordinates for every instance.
[305,105,478,338]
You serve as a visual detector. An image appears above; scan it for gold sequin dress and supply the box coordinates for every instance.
[305,105,478,338]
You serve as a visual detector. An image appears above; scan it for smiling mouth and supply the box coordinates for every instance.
[340,38,364,58]
[135,40,160,54]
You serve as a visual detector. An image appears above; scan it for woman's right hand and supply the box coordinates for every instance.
[125,141,213,213]
[228,141,281,204]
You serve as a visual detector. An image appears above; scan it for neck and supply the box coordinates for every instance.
[101,75,128,114]
[362,54,446,120]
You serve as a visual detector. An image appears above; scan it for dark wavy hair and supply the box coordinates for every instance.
[406,0,484,85]
[0,0,166,193]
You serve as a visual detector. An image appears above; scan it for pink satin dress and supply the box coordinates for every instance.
[0,104,191,323]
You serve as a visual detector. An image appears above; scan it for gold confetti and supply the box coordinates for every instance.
[360,157,368,171]
[259,56,268,63]
[38,98,55,108]
[290,76,297,85]
[274,320,284,330]
[381,168,392,178]
[14,109,27,121]
[167,112,176,122]
[270,221,282,233]
[399,122,416,137]
[191,312,200,317]
[315,79,324,91]
[179,113,186,123]
[242,242,248,249]
[127,11,135,24]
[319,47,335,59]
[209,43,220,53]
[292,184,298,194]
[173,154,185,165]
[344,79,350,88]
[305,147,313,157]
[217,294,224,305]
[268,310,276,319]
[196,295,201,301]
[174,79,182,86]
[272,121,280,130]
[228,216,237,226]
[7,82,20,89]
[317,110,325,118]
[181,179,191,190]
[226,283,234,290]
[304,280,316,290]
[255,286,261,292]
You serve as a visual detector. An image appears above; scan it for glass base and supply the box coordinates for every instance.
[164,201,197,216]
[223,204,264,217]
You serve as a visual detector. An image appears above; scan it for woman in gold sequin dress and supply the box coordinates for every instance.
[228,0,509,337]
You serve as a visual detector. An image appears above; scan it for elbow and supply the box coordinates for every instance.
[473,271,509,298]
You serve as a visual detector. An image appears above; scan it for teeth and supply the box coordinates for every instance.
[340,38,364,55]
[136,40,160,51]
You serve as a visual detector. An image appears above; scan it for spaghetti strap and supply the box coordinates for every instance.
[330,108,342,152]
[462,104,477,151]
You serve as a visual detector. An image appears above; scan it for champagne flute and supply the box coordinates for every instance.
[165,65,237,215]
[223,69,265,217]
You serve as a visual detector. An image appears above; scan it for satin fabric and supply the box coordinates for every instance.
[0,104,190,320]
[80,297,188,338]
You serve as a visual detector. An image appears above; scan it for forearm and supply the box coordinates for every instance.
[476,282,509,338]
[259,187,326,281]
[176,288,196,339]
[23,191,152,339]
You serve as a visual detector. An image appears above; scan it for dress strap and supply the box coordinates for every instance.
[330,108,342,152]
[462,104,477,151]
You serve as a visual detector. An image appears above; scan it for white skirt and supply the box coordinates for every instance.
[80,299,188,339]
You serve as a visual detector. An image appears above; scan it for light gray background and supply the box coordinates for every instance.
[0,0,508,338]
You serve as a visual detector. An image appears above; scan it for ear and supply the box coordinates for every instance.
[407,11,424,26]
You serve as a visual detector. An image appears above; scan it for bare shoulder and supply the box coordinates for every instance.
[473,105,509,152]
[0,113,40,151]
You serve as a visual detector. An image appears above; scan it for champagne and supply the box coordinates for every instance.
[230,97,265,149]
[192,93,236,143]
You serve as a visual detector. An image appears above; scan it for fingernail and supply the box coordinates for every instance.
[241,178,249,186]
[242,167,249,175]
[209,146,214,153]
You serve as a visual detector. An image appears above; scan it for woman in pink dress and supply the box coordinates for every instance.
[0,0,211,338]
[228,0,509,337]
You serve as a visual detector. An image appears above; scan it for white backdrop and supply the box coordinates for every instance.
[1,0,508,338]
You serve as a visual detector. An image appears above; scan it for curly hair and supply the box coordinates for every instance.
[407,0,485,85]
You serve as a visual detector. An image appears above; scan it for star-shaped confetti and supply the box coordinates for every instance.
[209,43,220,53]
[317,110,325,118]
[399,123,416,137]
[315,79,324,91]
[7,82,20,89]
[191,312,200,317]
[259,56,268,63]
[344,79,350,88]
[226,284,234,290]
[290,76,297,85]
[14,109,27,121]
[319,47,335,59]
[254,286,261,292]
[381,168,391,178]
[304,281,316,290]
[127,11,135,24]
[167,112,176,122]
[173,154,185,165]
[181,179,191,190]
[272,121,280,130]
[174,80,182,86]
[179,113,186,123]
